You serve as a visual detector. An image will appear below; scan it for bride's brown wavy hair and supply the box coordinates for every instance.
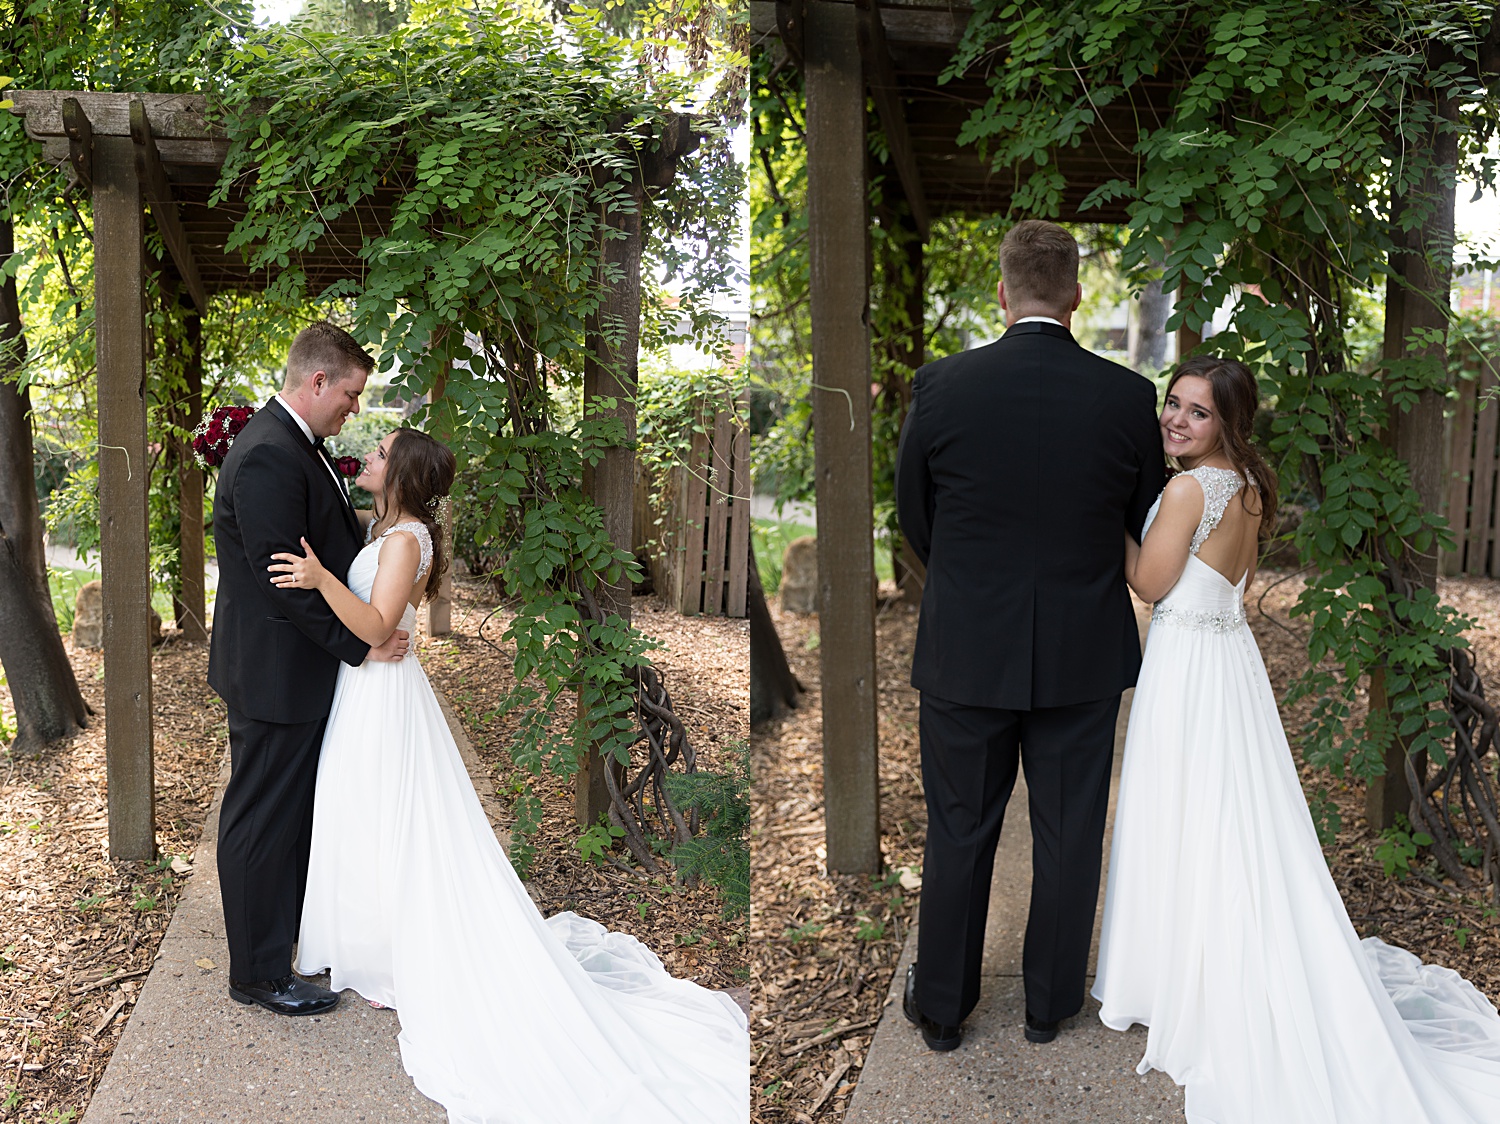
[377,428,457,603]
[1166,355,1279,541]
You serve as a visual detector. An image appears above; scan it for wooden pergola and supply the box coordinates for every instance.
[753,0,1469,872]
[9,90,697,860]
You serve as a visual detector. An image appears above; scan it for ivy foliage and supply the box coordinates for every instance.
[210,3,744,874]
[948,0,1500,840]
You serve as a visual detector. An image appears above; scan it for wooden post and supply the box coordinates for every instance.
[726,394,751,619]
[1442,356,1478,576]
[176,310,207,643]
[807,0,881,874]
[95,134,155,861]
[1367,94,1458,830]
[575,168,643,827]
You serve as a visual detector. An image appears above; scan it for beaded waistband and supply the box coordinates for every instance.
[1150,602,1246,633]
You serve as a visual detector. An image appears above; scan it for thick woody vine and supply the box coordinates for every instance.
[212,9,745,880]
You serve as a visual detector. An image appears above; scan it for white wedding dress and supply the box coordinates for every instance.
[295,521,749,1124]
[1094,466,1500,1123]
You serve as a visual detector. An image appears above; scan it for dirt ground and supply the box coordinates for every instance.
[750,573,1500,1123]
[0,575,748,1122]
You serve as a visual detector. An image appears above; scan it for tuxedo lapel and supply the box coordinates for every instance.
[264,397,360,541]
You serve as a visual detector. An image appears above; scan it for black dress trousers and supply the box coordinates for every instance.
[915,692,1121,1027]
[217,707,329,982]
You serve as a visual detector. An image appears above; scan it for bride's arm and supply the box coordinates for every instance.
[1124,475,1204,603]
[268,533,420,646]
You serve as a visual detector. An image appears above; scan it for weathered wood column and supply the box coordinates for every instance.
[1367,96,1459,831]
[807,0,881,874]
[576,168,644,827]
[95,133,155,861]
[176,310,207,643]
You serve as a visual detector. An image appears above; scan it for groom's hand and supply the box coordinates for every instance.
[367,628,410,663]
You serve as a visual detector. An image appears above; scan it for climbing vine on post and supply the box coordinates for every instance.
[212,7,744,876]
[949,1,1500,883]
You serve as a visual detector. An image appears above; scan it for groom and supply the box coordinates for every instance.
[895,220,1165,1050]
[207,321,408,1016]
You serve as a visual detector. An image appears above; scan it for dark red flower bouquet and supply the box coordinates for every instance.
[191,404,256,470]
[335,456,361,478]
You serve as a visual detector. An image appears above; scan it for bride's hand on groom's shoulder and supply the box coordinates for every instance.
[269,536,329,592]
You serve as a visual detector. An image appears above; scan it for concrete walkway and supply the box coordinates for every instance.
[83,693,503,1123]
[846,611,1188,1123]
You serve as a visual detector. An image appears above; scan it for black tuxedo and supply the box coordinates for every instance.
[207,397,367,981]
[895,321,1165,1027]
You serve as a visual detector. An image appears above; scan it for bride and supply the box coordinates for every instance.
[268,427,749,1123]
[1094,355,1500,1122]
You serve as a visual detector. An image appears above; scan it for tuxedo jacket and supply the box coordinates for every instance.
[895,321,1165,711]
[207,397,369,724]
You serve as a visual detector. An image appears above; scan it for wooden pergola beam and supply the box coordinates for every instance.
[856,0,931,241]
[94,133,156,862]
[574,113,701,826]
[130,100,208,313]
[806,0,882,875]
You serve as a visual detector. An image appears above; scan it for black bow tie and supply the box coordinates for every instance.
[312,436,326,451]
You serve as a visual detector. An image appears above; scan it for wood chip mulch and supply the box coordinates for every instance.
[752,573,1500,1122]
[420,573,750,993]
[0,633,225,1124]
[751,593,925,1124]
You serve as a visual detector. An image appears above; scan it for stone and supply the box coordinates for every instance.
[71,581,164,647]
[780,535,819,615]
[72,580,104,648]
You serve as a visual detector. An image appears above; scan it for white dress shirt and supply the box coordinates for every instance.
[275,393,350,505]
[1010,315,1066,328]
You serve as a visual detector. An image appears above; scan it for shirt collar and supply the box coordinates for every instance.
[275,393,317,445]
[1010,315,1065,328]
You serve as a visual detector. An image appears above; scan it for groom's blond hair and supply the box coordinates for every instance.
[284,321,375,389]
[999,220,1079,311]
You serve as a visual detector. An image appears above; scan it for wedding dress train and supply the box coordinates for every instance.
[1094,466,1500,1123]
[295,521,749,1123]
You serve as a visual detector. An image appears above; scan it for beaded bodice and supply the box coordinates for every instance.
[1142,465,1248,556]
[1143,466,1253,636]
[364,519,434,583]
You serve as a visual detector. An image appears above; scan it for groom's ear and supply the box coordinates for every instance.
[1070,283,1082,313]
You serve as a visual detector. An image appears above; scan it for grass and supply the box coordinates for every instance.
[752,517,895,594]
[48,566,176,633]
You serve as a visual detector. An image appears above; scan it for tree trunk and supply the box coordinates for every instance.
[1129,276,1170,373]
[0,216,89,753]
[750,537,803,726]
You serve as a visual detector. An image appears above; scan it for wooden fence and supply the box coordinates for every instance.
[1442,353,1500,576]
[633,396,751,617]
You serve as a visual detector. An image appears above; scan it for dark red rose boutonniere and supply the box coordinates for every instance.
[335,455,361,478]
[192,404,255,469]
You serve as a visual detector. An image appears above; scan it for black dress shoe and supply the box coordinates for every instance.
[229,974,339,1016]
[1024,1009,1061,1043]
[902,963,962,1051]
